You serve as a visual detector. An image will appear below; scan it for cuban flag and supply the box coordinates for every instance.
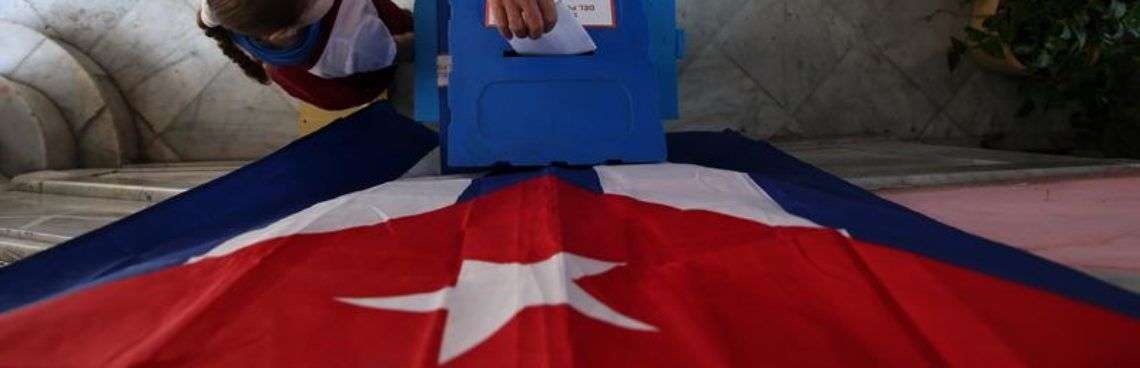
[1,104,1138,367]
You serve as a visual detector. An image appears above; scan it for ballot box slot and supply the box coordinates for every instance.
[502,50,596,58]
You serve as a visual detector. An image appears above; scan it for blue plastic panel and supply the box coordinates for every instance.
[644,0,680,119]
[416,0,682,124]
[412,0,440,122]
[445,0,666,167]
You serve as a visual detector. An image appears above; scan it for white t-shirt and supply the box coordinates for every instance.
[308,0,399,79]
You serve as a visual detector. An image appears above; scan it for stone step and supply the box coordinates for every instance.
[3,141,1140,252]
[0,75,76,177]
[0,236,52,267]
[774,139,1140,190]
[0,189,151,265]
[8,140,1140,203]
[0,21,138,169]
[10,162,246,203]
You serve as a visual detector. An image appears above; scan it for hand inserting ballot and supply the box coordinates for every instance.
[489,0,559,40]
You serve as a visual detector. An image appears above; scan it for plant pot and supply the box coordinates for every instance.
[969,0,1028,75]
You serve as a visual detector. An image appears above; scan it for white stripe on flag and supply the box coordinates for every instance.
[189,175,474,263]
[400,148,442,179]
[596,164,820,229]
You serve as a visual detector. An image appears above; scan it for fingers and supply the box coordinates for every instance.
[493,0,557,40]
[490,0,512,39]
[538,0,557,33]
[518,0,545,39]
[501,0,529,39]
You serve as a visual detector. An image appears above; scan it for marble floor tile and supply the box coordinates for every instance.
[676,0,751,72]
[158,65,297,161]
[89,0,227,119]
[76,109,128,167]
[720,0,860,112]
[74,170,229,189]
[673,39,799,140]
[0,190,148,218]
[86,0,198,91]
[0,20,45,75]
[942,72,1022,136]
[821,0,893,29]
[919,112,969,140]
[862,0,977,106]
[794,43,940,139]
[1,22,136,168]
[0,76,76,177]
[0,0,49,32]
[22,0,139,52]
[0,216,38,230]
[676,46,761,127]
[136,116,183,163]
[10,33,108,132]
[25,215,118,239]
[127,55,227,134]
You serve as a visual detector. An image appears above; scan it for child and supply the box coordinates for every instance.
[198,0,558,112]
[199,0,415,111]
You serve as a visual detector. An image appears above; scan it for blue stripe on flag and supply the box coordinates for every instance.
[0,103,439,314]
[458,167,602,202]
[666,130,1140,319]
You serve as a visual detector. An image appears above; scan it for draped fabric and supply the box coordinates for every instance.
[0,103,1137,367]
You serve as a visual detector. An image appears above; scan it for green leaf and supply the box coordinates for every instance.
[1110,1,1127,19]
[946,0,1139,142]
[1034,52,1053,68]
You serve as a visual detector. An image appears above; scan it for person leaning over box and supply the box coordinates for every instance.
[197,0,560,112]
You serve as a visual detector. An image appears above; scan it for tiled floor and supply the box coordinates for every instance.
[774,139,1140,190]
[0,190,147,265]
[0,0,298,162]
[882,175,1140,293]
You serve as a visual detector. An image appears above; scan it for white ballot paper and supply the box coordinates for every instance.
[507,1,598,55]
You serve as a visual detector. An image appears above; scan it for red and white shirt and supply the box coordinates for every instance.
[260,0,413,110]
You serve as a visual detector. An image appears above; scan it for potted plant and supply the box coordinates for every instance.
[947,0,1140,156]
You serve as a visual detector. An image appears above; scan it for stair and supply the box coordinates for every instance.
[0,236,51,267]
[9,162,244,203]
[0,163,221,263]
[0,188,149,265]
[1,141,1139,270]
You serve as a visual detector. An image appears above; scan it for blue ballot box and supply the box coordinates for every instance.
[414,0,683,168]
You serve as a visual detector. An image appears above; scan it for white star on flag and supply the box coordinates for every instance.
[338,252,657,364]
